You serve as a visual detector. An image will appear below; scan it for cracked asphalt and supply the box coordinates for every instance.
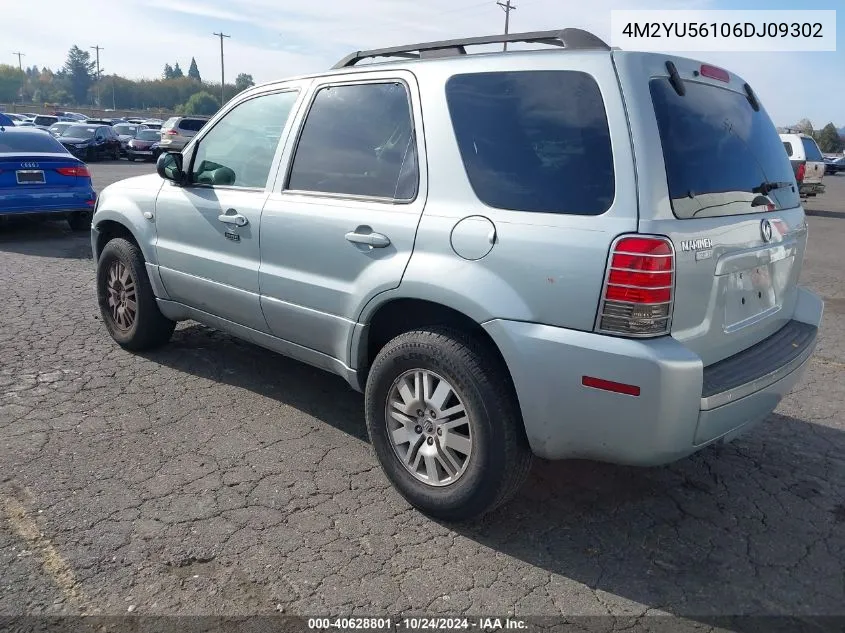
[0,162,843,626]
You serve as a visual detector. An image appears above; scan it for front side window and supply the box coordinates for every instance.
[190,91,299,189]
[287,82,418,200]
[445,70,615,215]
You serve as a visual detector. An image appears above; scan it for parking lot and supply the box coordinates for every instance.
[1,160,844,623]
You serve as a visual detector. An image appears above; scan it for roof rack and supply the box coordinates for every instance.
[332,28,611,69]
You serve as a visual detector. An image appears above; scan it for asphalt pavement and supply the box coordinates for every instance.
[1,163,843,626]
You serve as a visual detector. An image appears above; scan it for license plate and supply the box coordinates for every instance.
[16,170,45,184]
[723,263,786,330]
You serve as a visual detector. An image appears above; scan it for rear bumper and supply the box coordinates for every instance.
[483,287,823,465]
[799,182,825,196]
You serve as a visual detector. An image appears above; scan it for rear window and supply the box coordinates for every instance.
[801,136,824,161]
[0,130,68,153]
[178,118,206,132]
[34,116,58,126]
[650,78,800,218]
[445,70,615,215]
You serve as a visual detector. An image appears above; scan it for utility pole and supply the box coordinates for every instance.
[213,32,230,105]
[497,0,516,51]
[90,45,103,108]
[12,51,25,104]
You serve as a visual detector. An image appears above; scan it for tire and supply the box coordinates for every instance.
[365,327,533,521]
[113,148,121,161]
[67,210,92,231]
[96,238,175,351]
[86,147,95,163]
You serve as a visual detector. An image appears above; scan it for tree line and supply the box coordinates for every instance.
[0,45,255,115]
[781,118,845,154]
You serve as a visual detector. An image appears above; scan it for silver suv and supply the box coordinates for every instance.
[90,28,823,521]
[158,115,209,151]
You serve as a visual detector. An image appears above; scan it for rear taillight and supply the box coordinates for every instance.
[55,166,90,178]
[796,163,806,183]
[166,129,178,135]
[597,235,675,337]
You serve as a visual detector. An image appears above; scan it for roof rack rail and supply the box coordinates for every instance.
[332,28,611,69]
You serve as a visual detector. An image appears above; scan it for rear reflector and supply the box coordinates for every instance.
[700,64,730,82]
[55,166,91,178]
[582,376,641,397]
[597,235,675,337]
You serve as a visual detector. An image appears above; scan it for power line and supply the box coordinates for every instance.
[12,51,25,104]
[496,0,516,50]
[90,45,104,107]
[213,32,231,105]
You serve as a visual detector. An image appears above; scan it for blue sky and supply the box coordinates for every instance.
[5,0,841,127]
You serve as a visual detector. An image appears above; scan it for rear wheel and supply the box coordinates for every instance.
[96,238,175,350]
[67,210,92,232]
[86,147,95,162]
[364,327,533,521]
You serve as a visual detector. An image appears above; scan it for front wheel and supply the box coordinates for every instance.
[365,327,533,521]
[96,238,175,351]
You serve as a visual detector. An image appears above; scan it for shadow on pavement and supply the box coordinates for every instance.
[0,218,92,259]
[146,323,844,625]
[805,209,845,219]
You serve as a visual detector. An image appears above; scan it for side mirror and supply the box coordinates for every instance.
[157,152,184,184]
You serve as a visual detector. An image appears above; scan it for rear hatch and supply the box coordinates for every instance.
[798,136,825,184]
[614,52,807,366]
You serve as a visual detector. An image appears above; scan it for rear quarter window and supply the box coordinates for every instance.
[783,142,793,157]
[445,70,615,216]
[801,136,824,161]
[179,119,207,132]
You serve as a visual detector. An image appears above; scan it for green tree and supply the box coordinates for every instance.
[188,57,201,82]
[62,45,96,105]
[163,63,174,80]
[172,62,184,79]
[235,73,254,93]
[817,122,844,154]
[0,64,22,102]
[182,90,219,115]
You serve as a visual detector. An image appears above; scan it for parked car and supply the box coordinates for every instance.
[0,112,15,126]
[125,129,163,161]
[157,115,209,151]
[57,124,121,161]
[90,29,822,520]
[824,156,845,174]
[0,126,96,230]
[780,132,826,197]
[1,113,29,125]
[48,121,77,137]
[113,123,148,155]
[84,118,116,126]
[126,118,147,124]
[32,114,70,130]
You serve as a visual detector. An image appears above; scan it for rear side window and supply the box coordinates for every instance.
[0,131,68,153]
[650,78,800,218]
[783,142,793,157]
[178,118,206,132]
[801,136,823,161]
[445,70,615,215]
[287,82,418,200]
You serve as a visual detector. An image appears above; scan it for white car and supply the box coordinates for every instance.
[780,132,826,197]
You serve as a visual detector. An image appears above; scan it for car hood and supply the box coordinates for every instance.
[59,137,92,144]
[118,135,134,141]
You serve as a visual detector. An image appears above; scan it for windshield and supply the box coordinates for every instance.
[0,130,68,153]
[50,123,72,131]
[136,130,160,141]
[62,126,98,139]
[650,78,800,218]
[114,125,138,136]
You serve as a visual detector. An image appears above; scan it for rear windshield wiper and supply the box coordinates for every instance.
[752,181,793,195]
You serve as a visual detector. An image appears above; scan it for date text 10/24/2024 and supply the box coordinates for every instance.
[307,618,528,631]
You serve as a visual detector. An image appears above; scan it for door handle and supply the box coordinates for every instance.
[345,230,391,248]
[218,209,248,227]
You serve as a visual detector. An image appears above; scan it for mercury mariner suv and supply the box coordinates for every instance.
[90,28,823,520]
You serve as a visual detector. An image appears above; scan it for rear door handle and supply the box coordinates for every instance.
[218,208,248,227]
[345,231,391,248]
